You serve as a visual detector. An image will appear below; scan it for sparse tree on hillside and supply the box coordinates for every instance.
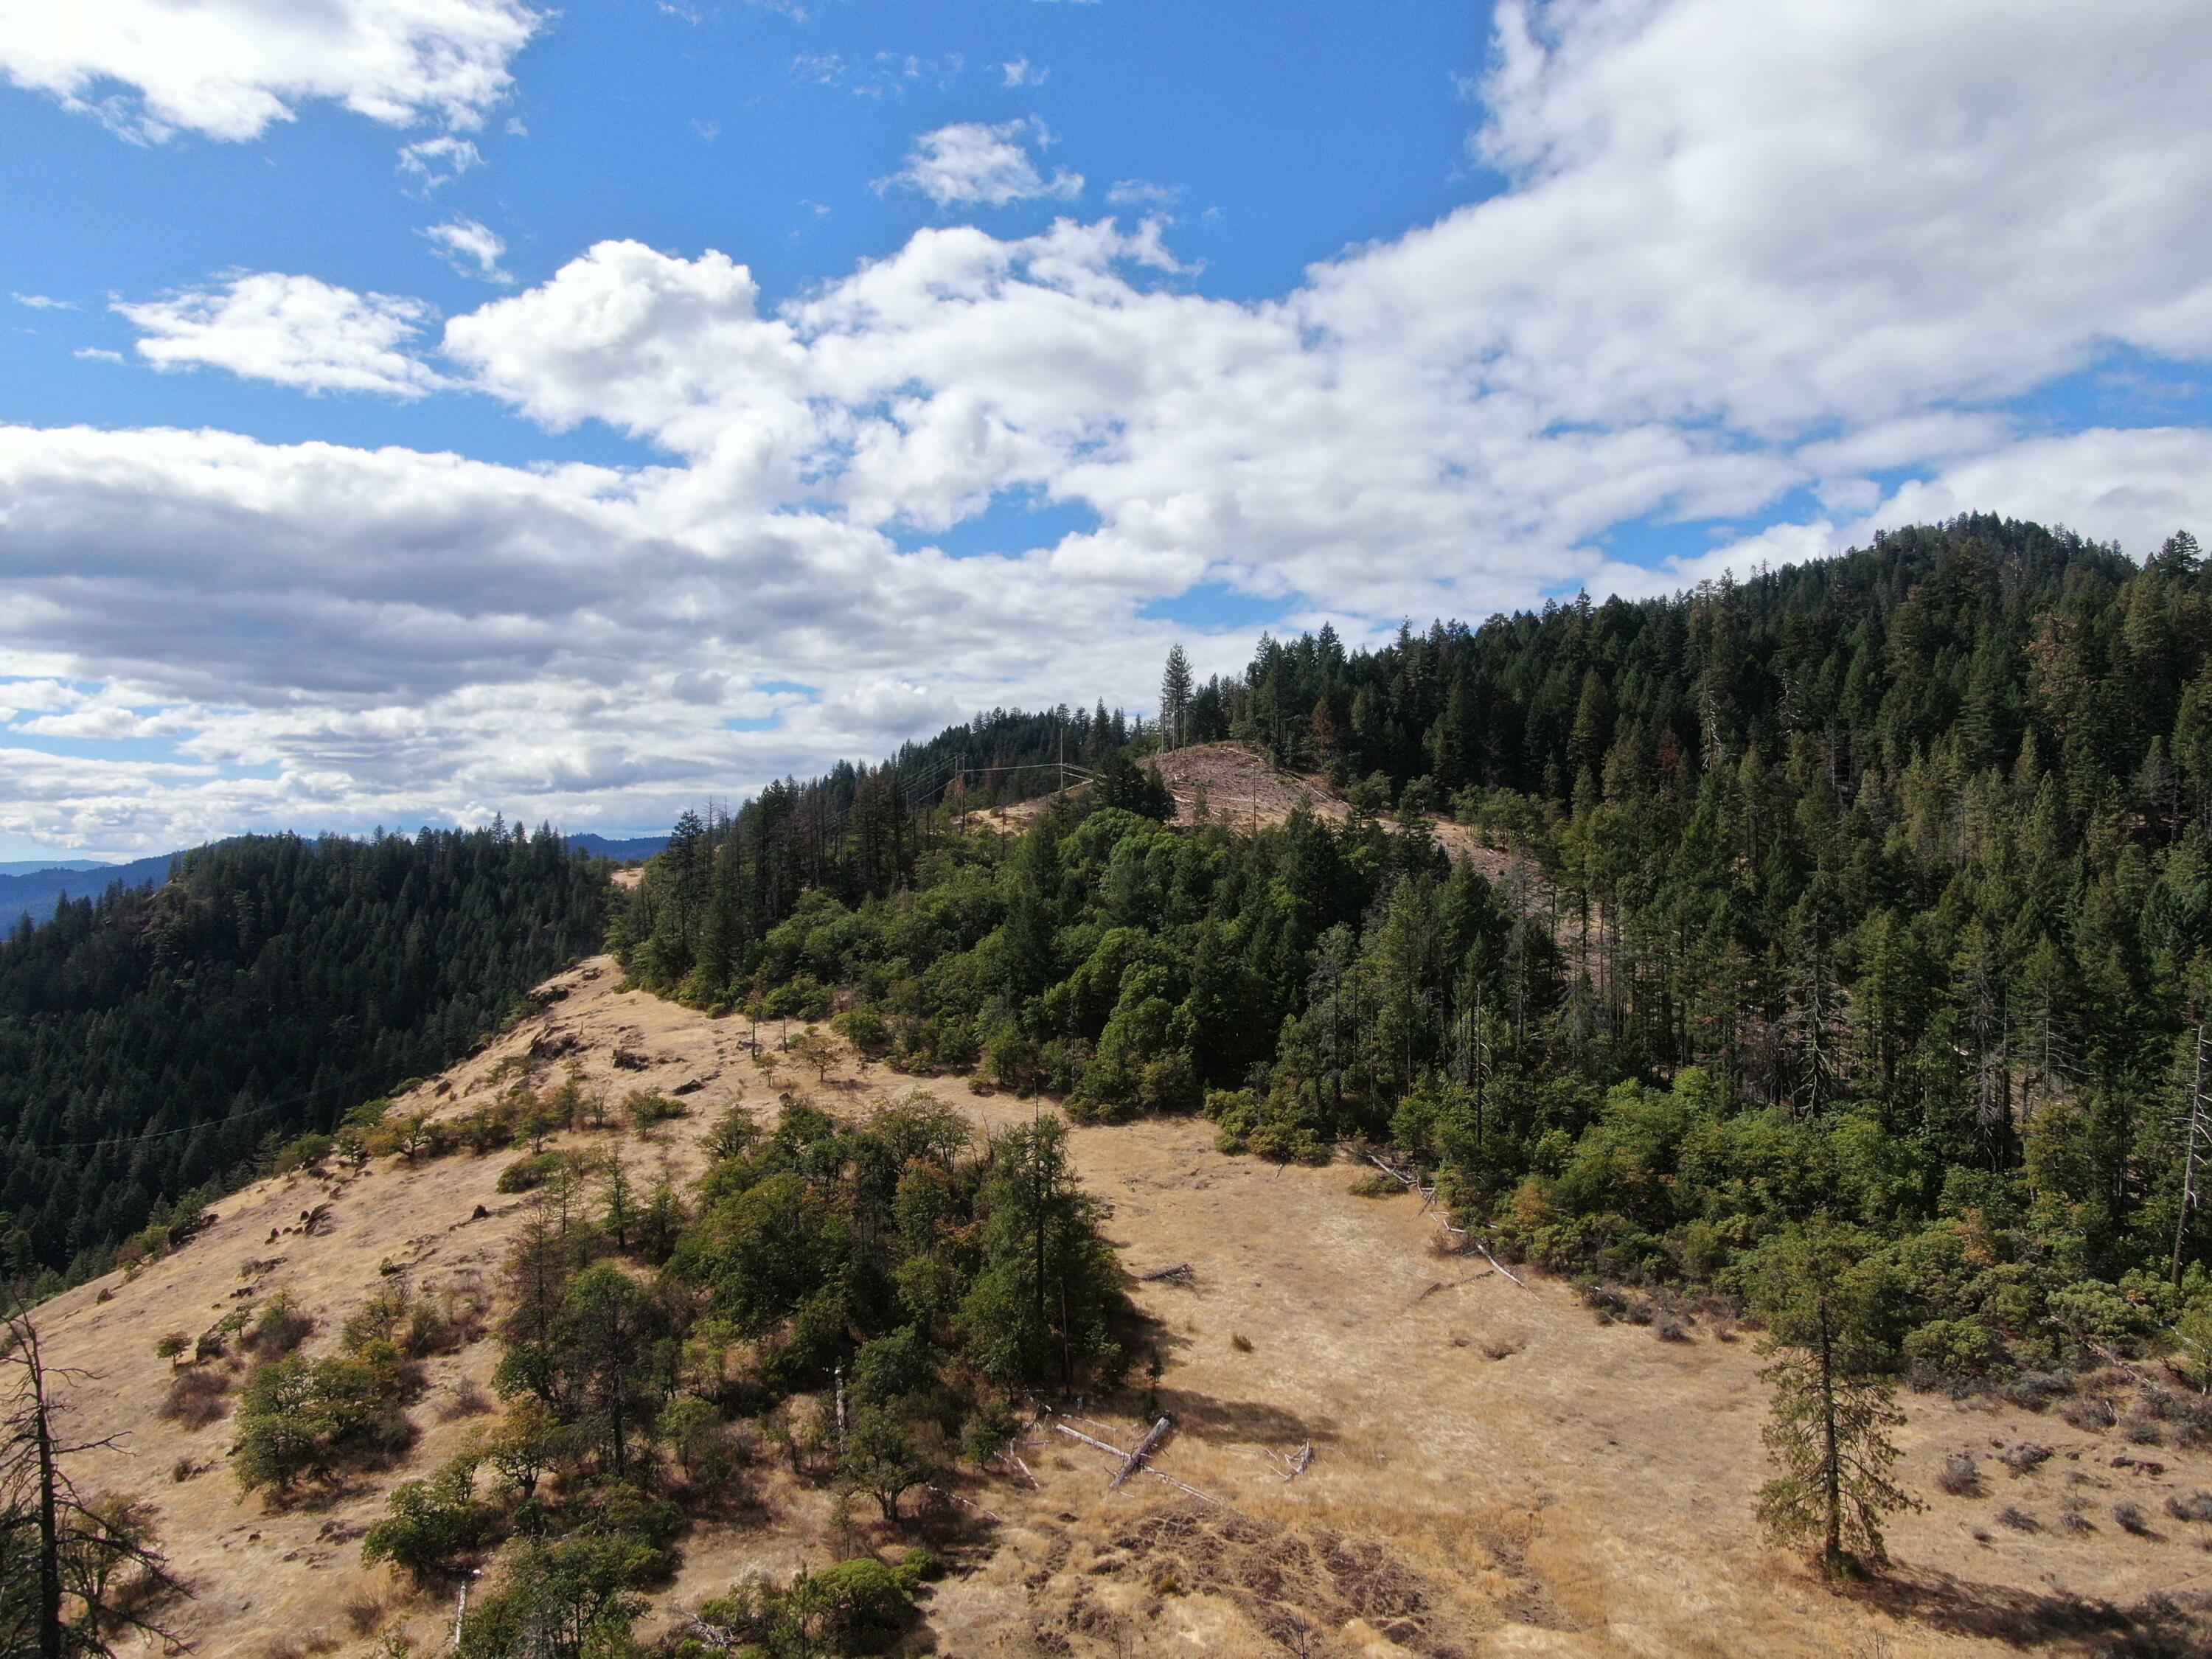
[1745,1222,1919,1576]
[1161,644,1194,751]
[1,1302,184,1657]
[788,1029,838,1085]
[837,1402,937,1531]
[556,1266,668,1481]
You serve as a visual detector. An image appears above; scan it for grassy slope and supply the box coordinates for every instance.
[28,953,2212,1658]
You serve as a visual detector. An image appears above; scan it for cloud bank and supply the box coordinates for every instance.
[7,0,2212,850]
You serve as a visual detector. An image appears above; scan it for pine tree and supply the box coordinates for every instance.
[1745,1223,1919,1576]
[1160,644,1194,751]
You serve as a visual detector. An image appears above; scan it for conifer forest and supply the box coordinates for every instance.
[0,827,608,1288]
[615,518,2212,1384]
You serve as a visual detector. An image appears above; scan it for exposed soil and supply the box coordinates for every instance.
[973,742,1520,880]
[27,958,2212,1658]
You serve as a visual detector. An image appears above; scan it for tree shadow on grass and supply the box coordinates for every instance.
[1843,1568,2212,1655]
[1147,1384,1340,1448]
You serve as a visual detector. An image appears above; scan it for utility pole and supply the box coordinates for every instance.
[453,1567,480,1651]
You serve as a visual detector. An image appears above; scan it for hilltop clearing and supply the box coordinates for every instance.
[974,741,1522,880]
[21,959,2211,1657]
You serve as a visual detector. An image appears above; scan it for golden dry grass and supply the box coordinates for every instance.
[27,956,2212,1656]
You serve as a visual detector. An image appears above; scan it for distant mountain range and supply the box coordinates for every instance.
[564,833,670,863]
[0,832,668,933]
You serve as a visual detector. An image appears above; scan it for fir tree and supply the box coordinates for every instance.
[1745,1223,1919,1576]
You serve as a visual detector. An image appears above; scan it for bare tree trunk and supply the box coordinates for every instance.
[1818,1312,1841,1573]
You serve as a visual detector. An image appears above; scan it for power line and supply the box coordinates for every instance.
[10,1072,379,1158]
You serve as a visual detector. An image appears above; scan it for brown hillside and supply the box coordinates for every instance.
[26,959,2212,1658]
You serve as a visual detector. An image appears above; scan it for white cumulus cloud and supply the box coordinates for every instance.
[398,134,484,189]
[115,273,451,398]
[422,217,513,283]
[879,119,1083,208]
[0,0,540,143]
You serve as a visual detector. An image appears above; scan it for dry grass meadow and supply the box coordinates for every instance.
[26,947,2212,1657]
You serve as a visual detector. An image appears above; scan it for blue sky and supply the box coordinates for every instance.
[4,3,1486,462]
[1,0,2210,858]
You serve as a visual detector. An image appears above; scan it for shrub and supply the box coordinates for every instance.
[241,1294,315,1360]
[361,1455,495,1587]
[341,1283,414,1352]
[153,1332,189,1360]
[1229,1332,1253,1353]
[623,1090,685,1130]
[1206,1085,1329,1165]
[495,1152,568,1194]
[270,1133,335,1175]
[2166,1490,2212,1523]
[1902,1316,2010,1383]
[1995,1506,2039,1531]
[160,1366,232,1429]
[1998,1442,2053,1475]
[832,1006,890,1060]
[1936,1453,1981,1497]
[695,1556,921,1656]
[231,1342,416,1498]
[2004,1372,2075,1412]
[2060,1397,2113,1433]
[437,1378,493,1422]
[2115,1502,2154,1537]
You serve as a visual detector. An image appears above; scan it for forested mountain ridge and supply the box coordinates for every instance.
[0,825,609,1290]
[0,832,666,931]
[616,515,2212,1385]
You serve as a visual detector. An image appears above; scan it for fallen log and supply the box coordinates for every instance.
[1052,1418,1225,1507]
[1112,1416,1175,1490]
[1366,1153,1419,1188]
[1470,1237,1527,1288]
[1053,1421,1127,1458]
